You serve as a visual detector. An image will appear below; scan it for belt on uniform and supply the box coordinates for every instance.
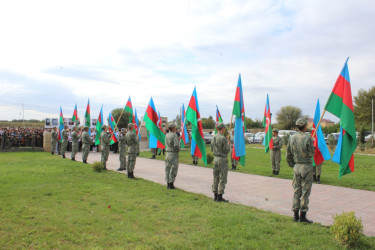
[214,155,226,158]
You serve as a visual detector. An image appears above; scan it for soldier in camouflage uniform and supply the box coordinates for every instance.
[270,128,283,175]
[165,123,181,189]
[60,125,68,158]
[230,131,238,170]
[117,128,127,171]
[313,163,322,184]
[100,125,111,170]
[125,123,139,178]
[71,127,78,161]
[51,127,58,154]
[81,126,91,163]
[286,118,315,223]
[211,123,230,202]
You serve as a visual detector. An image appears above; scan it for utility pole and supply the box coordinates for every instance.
[22,103,25,128]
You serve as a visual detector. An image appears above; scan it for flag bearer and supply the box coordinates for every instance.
[165,123,181,189]
[270,128,283,175]
[100,125,111,170]
[126,123,139,178]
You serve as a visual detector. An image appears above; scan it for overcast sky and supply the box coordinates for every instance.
[1,0,374,124]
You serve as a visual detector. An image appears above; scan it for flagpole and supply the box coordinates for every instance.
[227,112,234,144]
[311,109,326,138]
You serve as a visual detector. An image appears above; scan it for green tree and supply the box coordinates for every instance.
[276,106,304,130]
[111,108,131,129]
[201,116,215,129]
[170,114,181,128]
[354,86,375,129]
[245,117,263,129]
[321,123,340,134]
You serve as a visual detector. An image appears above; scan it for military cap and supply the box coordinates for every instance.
[168,123,176,129]
[217,122,225,130]
[101,125,107,129]
[296,118,307,127]
[121,128,126,132]
[272,128,279,132]
[128,123,134,128]
[84,126,89,130]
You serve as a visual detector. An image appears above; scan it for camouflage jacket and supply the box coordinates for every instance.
[100,131,111,146]
[71,131,78,143]
[82,132,92,144]
[51,131,58,142]
[62,129,68,140]
[271,136,283,151]
[125,131,138,154]
[211,133,230,157]
[286,132,315,167]
[118,134,127,151]
[165,132,180,153]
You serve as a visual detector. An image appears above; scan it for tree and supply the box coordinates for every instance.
[354,86,375,129]
[111,108,131,129]
[245,117,263,129]
[201,116,215,129]
[170,114,181,128]
[321,123,340,134]
[276,106,304,130]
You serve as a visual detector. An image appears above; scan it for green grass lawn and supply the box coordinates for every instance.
[140,144,375,191]
[1,152,374,249]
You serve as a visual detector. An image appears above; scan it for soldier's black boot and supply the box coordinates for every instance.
[72,157,75,161]
[317,175,321,184]
[170,183,175,189]
[167,183,171,189]
[217,194,229,202]
[213,193,218,201]
[83,160,87,164]
[313,174,317,182]
[62,155,65,158]
[127,172,130,178]
[233,165,237,170]
[275,171,279,175]
[117,168,123,171]
[131,172,135,178]
[151,155,155,159]
[51,152,54,155]
[272,170,275,175]
[293,210,300,222]
[300,212,313,224]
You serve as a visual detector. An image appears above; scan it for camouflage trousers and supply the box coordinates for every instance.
[313,164,322,176]
[165,152,179,183]
[119,149,127,170]
[152,148,158,157]
[82,143,90,162]
[271,150,281,171]
[101,145,110,168]
[292,163,313,212]
[127,154,137,174]
[191,155,198,162]
[71,142,78,159]
[60,140,68,156]
[212,156,228,195]
[51,140,57,153]
[230,148,238,166]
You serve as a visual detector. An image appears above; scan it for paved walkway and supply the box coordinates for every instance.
[76,152,375,236]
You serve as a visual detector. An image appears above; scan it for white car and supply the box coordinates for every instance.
[365,134,374,142]
[203,132,213,144]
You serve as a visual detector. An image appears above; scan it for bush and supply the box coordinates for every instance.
[330,211,363,247]
[92,161,104,172]
[206,153,214,164]
[283,133,290,146]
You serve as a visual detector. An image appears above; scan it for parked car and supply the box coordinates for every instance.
[247,132,264,144]
[245,133,254,144]
[365,134,374,142]
[203,132,213,144]
[278,130,296,138]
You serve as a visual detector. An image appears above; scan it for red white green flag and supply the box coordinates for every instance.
[186,87,207,165]
[325,58,357,178]
[263,94,273,153]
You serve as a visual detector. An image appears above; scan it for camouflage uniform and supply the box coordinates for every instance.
[118,130,127,170]
[191,155,198,165]
[51,130,58,154]
[81,130,92,163]
[126,127,139,177]
[230,139,238,170]
[100,130,111,169]
[271,135,283,172]
[71,130,78,160]
[211,129,230,196]
[165,130,180,185]
[287,130,315,214]
[60,129,68,157]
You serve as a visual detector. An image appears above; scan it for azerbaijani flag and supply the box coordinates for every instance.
[186,87,207,165]
[214,105,223,134]
[324,58,357,178]
[311,99,331,166]
[124,97,133,122]
[72,104,78,123]
[58,106,64,142]
[263,94,273,153]
[95,105,104,146]
[144,97,165,148]
[84,99,91,135]
[133,108,141,141]
[232,74,246,166]
[180,104,189,148]
[108,112,118,145]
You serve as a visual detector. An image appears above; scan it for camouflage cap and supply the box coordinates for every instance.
[101,125,107,129]
[272,128,279,132]
[217,122,225,130]
[121,128,126,132]
[128,123,134,128]
[296,118,307,127]
[84,126,89,130]
[168,123,176,129]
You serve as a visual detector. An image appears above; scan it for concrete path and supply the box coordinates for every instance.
[75,152,375,236]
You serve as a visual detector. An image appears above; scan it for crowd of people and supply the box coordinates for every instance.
[0,127,45,149]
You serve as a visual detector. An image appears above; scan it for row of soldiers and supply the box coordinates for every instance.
[0,127,44,149]
[51,123,140,178]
